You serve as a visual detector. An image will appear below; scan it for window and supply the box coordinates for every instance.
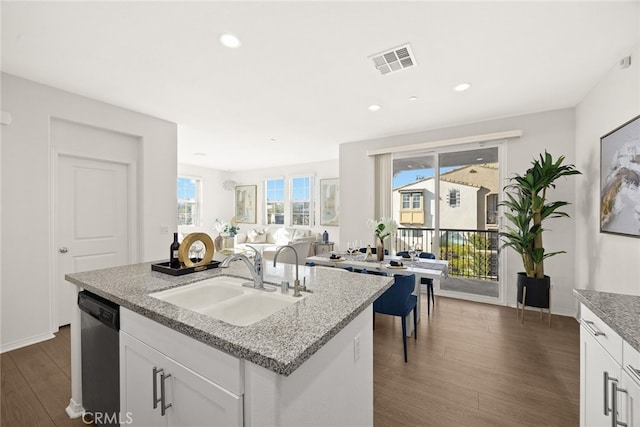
[402,193,411,209]
[448,189,460,207]
[291,176,313,226]
[399,191,424,224]
[177,177,201,226]
[412,192,421,209]
[265,178,285,224]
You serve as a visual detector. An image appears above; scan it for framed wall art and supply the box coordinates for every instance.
[600,114,640,238]
[320,178,339,226]
[235,185,257,224]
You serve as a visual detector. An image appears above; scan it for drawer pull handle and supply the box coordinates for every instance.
[604,371,618,416]
[627,365,640,383]
[152,367,162,409]
[584,320,606,337]
[160,371,172,416]
[611,381,628,427]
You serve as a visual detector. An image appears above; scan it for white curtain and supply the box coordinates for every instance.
[374,153,393,219]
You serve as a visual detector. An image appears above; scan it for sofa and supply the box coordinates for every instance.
[233,227,318,264]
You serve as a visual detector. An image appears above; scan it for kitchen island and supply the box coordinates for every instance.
[65,260,392,426]
[574,289,640,427]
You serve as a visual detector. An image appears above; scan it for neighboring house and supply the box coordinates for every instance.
[393,163,499,231]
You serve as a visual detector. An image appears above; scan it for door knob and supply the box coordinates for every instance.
[58,247,68,253]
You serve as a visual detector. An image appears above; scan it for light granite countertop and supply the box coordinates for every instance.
[66,260,393,376]
[574,289,640,353]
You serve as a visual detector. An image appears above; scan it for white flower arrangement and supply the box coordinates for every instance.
[213,219,228,234]
[367,217,398,243]
[213,219,239,236]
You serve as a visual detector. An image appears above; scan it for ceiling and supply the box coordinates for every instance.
[2,1,638,171]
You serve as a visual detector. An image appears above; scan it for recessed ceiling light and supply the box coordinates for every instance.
[193,152,207,156]
[219,33,241,48]
[454,82,472,92]
[409,96,418,101]
[368,104,381,111]
[269,138,277,143]
[476,157,484,161]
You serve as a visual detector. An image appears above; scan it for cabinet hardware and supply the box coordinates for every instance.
[605,372,619,415]
[160,371,172,416]
[584,320,606,337]
[152,367,163,409]
[611,381,628,427]
[627,365,640,383]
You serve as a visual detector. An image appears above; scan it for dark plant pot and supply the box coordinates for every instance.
[516,272,550,309]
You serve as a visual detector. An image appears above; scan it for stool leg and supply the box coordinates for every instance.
[426,284,431,316]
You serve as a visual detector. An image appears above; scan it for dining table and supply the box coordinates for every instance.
[305,252,449,335]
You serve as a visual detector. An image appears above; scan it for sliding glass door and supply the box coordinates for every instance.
[392,145,502,301]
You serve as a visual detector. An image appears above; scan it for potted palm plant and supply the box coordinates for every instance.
[500,151,581,311]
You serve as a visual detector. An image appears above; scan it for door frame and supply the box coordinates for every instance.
[431,141,507,306]
[392,140,508,306]
[49,147,139,331]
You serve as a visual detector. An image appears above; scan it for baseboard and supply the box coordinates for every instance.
[0,332,55,353]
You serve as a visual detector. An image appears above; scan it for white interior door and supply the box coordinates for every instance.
[56,155,130,326]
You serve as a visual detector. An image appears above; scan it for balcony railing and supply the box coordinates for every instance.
[394,227,499,281]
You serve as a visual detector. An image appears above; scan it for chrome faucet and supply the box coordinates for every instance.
[273,245,304,297]
[221,245,274,292]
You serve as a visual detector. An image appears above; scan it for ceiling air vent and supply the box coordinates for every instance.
[369,44,416,75]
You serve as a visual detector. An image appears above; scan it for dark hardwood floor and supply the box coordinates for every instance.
[1,295,579,427]
[373,295,580,426]
[1,326,88,427]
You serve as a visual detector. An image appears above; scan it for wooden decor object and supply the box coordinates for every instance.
[178,232,214,268]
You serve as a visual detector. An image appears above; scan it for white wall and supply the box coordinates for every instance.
[575,43,640,297]
[340,108,578,315]
[1,73,177,351]
[229,159,340,246]
[177,163,234,237]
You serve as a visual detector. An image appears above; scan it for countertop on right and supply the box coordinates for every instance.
[574,289,640,353]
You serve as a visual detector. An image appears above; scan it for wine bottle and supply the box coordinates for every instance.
[170,232,181,269]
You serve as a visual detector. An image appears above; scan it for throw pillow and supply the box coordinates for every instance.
[252,231,268,243]
[273,228,291,245]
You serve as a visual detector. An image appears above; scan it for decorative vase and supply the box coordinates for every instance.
[516,272,550,308]
[376,241,384,262]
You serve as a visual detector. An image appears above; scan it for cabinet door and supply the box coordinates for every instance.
[163,353,243,427]
[120,331,167,427]
[619,368,640,427]
[581,325,621,427]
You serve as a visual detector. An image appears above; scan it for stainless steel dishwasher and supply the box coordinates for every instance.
[78,290,120,426]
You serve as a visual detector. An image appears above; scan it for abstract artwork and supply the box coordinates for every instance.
[600,115,640,238]
[235,185,257,224]
[320,178,339,226]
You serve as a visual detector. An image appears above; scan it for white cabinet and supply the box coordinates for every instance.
[580,323,621,426]
[580,303,640,427]
[619,368,640,426]
[120,308,243,427]
[617,342,640,427]
[120,332,165,426]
